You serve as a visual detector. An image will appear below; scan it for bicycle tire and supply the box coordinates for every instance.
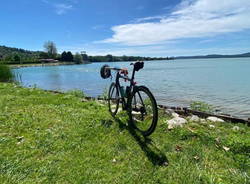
[108,82,120,116]
[128,86,158,136]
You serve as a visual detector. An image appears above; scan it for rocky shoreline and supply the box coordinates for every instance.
[83,96,250,126]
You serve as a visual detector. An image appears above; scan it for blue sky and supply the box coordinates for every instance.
[0,0,249,56]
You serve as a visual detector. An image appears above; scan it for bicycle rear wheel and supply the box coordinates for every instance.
[128,86,158,136]
[108,82,120,116]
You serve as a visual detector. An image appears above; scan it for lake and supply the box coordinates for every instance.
[14,58,250,119]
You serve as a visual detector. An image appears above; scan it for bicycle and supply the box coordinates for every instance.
[100,61,158,136]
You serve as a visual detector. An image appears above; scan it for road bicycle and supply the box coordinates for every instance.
[100,61,158,136]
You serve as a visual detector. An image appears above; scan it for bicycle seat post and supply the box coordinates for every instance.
[130,67,136,87]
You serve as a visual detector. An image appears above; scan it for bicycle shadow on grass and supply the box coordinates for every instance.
[114,117,169,166]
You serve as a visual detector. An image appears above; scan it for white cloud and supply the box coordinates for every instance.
[55,3,73,15]
[102,0,250,46]
[133,15,167,23]
[41,0,74,15]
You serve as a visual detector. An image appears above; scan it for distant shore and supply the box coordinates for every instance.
[9,62,80,69]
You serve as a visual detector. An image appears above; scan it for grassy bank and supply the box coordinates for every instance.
[0,83,249,183]
[0,65,14,82]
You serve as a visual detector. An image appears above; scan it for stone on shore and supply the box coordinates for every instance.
[200,119,207,124]
[207,116,224,122]
[167,117,187,129]
[171,112,179,118]
[209,125,215,128]
[188,115,200,122]
[165,109,175,116]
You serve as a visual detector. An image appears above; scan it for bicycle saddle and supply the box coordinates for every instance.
[134,61,144,71]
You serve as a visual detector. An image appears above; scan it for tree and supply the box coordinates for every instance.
[106,54,113,62]
[43,41,57,58]
[61,51,68,61]
[74,52,83,64]
[81,54,88,61]
[14,55,21,64]
[60,51,73,62]
[66,51,73,62]
[39,52,49,59]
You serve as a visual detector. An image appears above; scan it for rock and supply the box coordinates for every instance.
[162,162,168,166]
[209,125,215,128]
[200,119,207,124]
[193,156,200,160]
[81,98,88,102]
[207,116,224,122]
[232,126,240,131]
[167,117,187,129]
[188,115,200,122]
[223,146,230,151]
[165,109,175,116]
[98,100,107,104]
[171,112,179,118]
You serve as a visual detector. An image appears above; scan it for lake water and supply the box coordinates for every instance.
[14,58,250,119]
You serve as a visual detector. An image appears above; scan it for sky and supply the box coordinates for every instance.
[0,0,250,57]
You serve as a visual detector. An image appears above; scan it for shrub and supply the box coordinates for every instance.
[74,53,83,64]
[0,64,14,82]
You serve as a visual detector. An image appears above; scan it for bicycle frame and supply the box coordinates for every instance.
[108,66,137,110]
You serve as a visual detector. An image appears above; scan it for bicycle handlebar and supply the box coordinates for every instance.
[100,61,144,79]
[106,67,121,71]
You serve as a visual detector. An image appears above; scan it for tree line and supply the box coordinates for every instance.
[0,41,173,64]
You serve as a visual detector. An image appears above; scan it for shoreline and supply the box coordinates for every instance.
[41,89,249,125]
[8,62,77,69]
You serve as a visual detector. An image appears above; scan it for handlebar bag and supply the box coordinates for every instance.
[100,64,111,79]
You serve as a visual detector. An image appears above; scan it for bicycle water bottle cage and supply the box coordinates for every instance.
[100,64,111,79]
[134,62,144,71]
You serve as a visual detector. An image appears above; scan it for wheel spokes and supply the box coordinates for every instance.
[131,91,154,132]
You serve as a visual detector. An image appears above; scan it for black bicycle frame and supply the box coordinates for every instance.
[113,66,136,110]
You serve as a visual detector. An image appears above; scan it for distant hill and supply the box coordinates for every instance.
[0,45,171,64]
[175,52,250,59]
[0,45,41,63]
[0,45,40,56]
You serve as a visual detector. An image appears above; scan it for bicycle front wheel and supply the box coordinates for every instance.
[128,86,158,136]
[108,82,120,116]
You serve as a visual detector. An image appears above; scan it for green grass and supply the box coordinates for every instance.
[0,83,249,183]
[0,65,14,82]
